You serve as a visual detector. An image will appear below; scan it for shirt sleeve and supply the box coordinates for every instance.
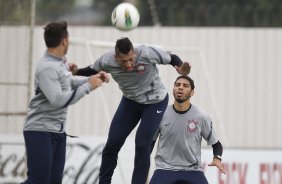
[201,115,219,145]
[38,67,93,108]
[71,76,89,89]
[147,46,171,65]
[90,50,115,72]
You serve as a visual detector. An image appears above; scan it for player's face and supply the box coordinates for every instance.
[173,78,194,103]
[115,49,136,71]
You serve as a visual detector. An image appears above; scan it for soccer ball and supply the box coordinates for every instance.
[111,3,140,31]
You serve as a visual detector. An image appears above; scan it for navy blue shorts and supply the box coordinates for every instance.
[21,131,66,184]
[150,169,209,184]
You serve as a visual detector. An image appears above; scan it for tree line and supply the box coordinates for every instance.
[1,0,281,27]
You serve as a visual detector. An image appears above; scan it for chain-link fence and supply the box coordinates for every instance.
[0,0,35,133]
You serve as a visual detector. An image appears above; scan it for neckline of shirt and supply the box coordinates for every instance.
[173,104,192,114]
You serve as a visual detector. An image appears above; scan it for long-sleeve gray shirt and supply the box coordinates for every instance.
[23,52,93,133]
[91,45,171,104]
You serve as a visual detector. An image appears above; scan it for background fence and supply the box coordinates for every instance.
[1,26,281,149]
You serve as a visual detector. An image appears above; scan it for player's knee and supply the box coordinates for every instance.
[50,178,63,184]
[135,143,151,161]
[22,176,50,184]
[135,139,151,152]
[103,142,123,154]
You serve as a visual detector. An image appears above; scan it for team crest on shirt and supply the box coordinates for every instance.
[134,64,146,74]
[187,120,198,133]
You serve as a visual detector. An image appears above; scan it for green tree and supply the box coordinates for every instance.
[0,0,32,25]
[91,0,123,25]
[36,0,75,24]
[137,0,282,27]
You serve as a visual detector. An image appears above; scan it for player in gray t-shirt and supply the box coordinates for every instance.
[150,75,225,184]
[71,37,191,184]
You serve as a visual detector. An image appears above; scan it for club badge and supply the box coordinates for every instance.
[135,64,146,74]
[187,120,198,133]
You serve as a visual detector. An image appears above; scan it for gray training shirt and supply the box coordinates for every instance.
[154,104,218,171]
[91,45,171,104]
[23,52,93,133]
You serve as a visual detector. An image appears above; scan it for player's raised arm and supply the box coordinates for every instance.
[169,54,191,75]
[69,63,98,76]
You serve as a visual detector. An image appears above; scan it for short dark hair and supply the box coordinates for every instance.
[44,21,68,48]
[115,37,133,55]
[174,75,195,90]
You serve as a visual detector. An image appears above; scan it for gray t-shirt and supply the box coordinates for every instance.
[154,104,218,171]
[23,52,93,133]
[91,45,171,104]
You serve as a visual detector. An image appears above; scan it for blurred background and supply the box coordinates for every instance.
[1,0,282,183]
[2,0,282,26]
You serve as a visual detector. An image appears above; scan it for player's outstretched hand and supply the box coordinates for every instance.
[88,71,110,90]
[208,158,226,174]
[88,75,103,90]
[97,71,110,83]
[68,63,78,75]
[175,62,191,75]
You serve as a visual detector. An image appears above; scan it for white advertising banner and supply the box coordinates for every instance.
[0,135,282,184]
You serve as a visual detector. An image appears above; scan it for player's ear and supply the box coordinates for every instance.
[62,37,67,46]
[190,90,195,97]
[114,55,117,59]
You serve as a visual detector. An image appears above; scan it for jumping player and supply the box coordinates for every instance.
[70,37,191,184]
[150,75,225,184]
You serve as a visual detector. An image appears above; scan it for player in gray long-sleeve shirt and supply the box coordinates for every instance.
[23,53,93,132]
[21,21,109,184]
